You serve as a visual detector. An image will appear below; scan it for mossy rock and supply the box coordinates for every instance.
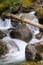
[21,0,36,12]
[35,5,43,19]
[25,41,43,62]
[22,0,34,8]
[0,40,8,57]
[21,62,43,65]
[9,24,32,43]
[0,2,10,16]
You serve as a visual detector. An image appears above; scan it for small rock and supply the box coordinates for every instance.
[11,19,19,27]
[25,41,43,62]
[0,30,7,39]
[35,32,43,39]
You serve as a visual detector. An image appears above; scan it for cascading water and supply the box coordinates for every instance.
[0,11,43,65]
[0,37,27,65]
[0,14,27,65]
[0,18,12,30]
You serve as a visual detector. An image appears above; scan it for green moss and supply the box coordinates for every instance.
[35,5,43,19]
[22,0,34,8]
[21,62,43,65]
[0,0,21,16]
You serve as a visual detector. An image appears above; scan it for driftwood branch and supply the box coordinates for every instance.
[5,13,43,29]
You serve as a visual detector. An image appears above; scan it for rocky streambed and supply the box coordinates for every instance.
[0,11,43,65]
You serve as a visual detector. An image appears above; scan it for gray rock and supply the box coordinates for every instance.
[0,30,7,39]
[25,41,43,62]
[11,19,19,27]
[9,24,32,43]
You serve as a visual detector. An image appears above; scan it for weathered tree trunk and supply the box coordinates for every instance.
[4,13,43,29]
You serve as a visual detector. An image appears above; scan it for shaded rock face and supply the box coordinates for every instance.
[0,40,8,57]
[39,19,43,32]
[0,30,7,39]
[10,4,22,14]
[9,24,32,43]
[25,41,43,62]
[35,6,43,32]
[11,19,19,27]
[21,7,33,13]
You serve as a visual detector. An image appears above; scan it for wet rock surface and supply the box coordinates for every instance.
[25,41,43,62]
[0,40,8,57]
[0,11,43,64]
[11,19,19,27]
[0,30,7,39]
[9,24,32,43]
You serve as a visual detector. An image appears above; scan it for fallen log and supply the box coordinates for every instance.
[4,13,43,29]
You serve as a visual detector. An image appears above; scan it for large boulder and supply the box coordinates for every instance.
[0,40,8,57]
[25,41,43,62]
[0,30,7,39]
[9,24,32,43]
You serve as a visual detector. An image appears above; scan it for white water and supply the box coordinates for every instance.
[0,37,27,65]
[0,12,43,65]
[0,18,12,30]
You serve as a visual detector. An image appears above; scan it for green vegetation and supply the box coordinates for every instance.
[21,0,36,11]
[0,0,21,16]
[21,62,43,65]
[0,0,42,16]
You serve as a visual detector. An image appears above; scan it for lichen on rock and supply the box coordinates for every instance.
[0,40,8,57]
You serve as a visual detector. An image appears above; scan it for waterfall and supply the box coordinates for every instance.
[0,17,27,65]
[0,11,43,65]
[0,37,27,65]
